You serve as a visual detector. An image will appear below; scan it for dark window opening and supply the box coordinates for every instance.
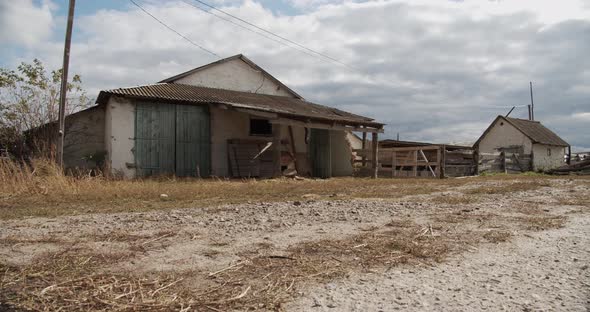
[250,119,273,136]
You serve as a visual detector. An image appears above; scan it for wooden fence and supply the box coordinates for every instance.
[354,145,476,178]
[477,151,532,174]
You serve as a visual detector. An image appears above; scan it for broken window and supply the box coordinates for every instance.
[250,119,272,136]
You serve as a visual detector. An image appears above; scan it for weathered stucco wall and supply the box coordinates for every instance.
[174,58,295,97]
[532,144,566,171]
[105,96,136,178]
[478,119,533,154]
[63,107,106,170]
[331,130,354,176]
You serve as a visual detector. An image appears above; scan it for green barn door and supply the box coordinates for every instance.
[135,102,176,177]
[175,105,210,177]
[310,128,332,178]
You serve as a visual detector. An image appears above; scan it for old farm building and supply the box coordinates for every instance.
[474,116,569,172]
[51,55,383,178]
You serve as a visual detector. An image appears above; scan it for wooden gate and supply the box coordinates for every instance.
[135,103,210,177]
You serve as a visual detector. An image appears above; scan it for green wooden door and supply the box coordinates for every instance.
[135,102,176,177]
[310,128,332,178]
[135,103,210,177]
[176,105,210,177]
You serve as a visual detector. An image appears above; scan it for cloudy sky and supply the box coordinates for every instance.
[1,0,589,151]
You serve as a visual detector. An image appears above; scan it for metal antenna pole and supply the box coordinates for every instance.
[57,0,76,167]
[529,81,535,121]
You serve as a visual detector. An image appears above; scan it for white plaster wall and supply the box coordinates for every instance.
[331,130,353,176]
[478,119,533,154]
[532,144,566,171]
[209,106,309,177]
[105,96,136,178]
[174,58,295,97]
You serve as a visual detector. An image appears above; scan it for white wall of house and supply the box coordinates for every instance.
[330,130,353,176]
[532,144,566,171]
[173,58,296,98]
[105,96,136,178]
[477,119,533,154]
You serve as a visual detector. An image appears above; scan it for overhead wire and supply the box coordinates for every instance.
[190,0,357,70]
[128,0,220,58]
[179,0,319,60]
[130,0,525,113]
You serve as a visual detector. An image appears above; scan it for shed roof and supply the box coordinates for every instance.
[158,54,303,99]
[96,83,383,128]
[475,116,569,147]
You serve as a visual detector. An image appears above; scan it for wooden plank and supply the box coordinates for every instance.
[269,118,384,133]
[386,146,441,152]
[362,131,367,167]
[273,124,282,177]
[413,150,418,177]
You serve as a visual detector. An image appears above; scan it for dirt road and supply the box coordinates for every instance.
[0,177,588,311]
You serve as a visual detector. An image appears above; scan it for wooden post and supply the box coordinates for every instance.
[436,146,442,178]
[567,146,571,165]
[391,150,395,178]
[371,132,378,178]
[288,126,298,173]
[413,150,418,177]
[361,130,367,167]
[501,151,507,174]
[474,148,479,176]
[273,124,282,177]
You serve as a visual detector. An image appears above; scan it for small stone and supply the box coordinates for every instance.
[293,201,302,206]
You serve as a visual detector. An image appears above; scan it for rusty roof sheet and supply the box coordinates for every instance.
[96,83,383,128]
[504,117,569,147]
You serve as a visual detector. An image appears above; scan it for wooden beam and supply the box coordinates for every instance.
[362,130,367,167]
[269,118,383,133]
[234,108,279,119]
[273,124,282,177]
[288,125,299,173]
[388,146,441,152]
[372,132,378,179]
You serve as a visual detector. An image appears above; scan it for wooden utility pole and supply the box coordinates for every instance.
[57,0,76,167]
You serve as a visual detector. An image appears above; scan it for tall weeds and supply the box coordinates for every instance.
[0,158,84,195]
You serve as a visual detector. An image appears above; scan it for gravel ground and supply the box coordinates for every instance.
[286,205,590,311]
[0,178,588,311]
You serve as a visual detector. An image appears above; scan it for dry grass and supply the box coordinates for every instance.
[430,194,481,205]
[0,158,454,220]
[0,219,465,311]
[464,181,550,195]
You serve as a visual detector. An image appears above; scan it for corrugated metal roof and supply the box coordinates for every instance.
[96,83,383,128]
[505,117,569,147]
[475,116,569,148]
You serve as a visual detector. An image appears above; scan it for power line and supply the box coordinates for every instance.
[191,0,356,70]
[129,0,220,58]
[179,0,318,60]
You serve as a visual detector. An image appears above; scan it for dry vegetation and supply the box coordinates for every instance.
[1,158,446,219]
[1,158,588,311]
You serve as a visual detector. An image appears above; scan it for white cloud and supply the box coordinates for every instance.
[2,0,590,149]
[0,0,55,46]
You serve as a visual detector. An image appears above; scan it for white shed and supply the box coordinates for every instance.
[474,116,569,172]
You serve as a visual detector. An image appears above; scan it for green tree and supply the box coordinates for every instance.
[0,59,89,156]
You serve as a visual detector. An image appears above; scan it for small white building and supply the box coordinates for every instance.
[49,54,383,178]
[474,115,569,171]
